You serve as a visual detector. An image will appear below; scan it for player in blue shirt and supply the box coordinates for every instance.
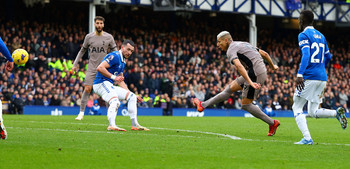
[293,10,347,145]
[93,40,149,131]
[0,37,14,140]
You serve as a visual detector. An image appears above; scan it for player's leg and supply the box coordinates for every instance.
[75,70,96,120]
[240,72,274,126]
[114,86,149,131]
[195,79,242,112]
[239,73,279,135]
[307,81,347,129]
[241,98,274,125]
[310,105,348,129]
[293,95,313,144]
[75,85,92,119]
[93,82,125,131]
[106,97,125,131]
[308,101,336,118]
[0,99,7,139]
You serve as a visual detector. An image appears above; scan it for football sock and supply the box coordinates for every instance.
[201,86,232,108]
[295,113,312,140]
[128,93,139,127]
[307,101,336,118]
[315,109,336,118]
[242,103,274,125]
[107,98,120,127]
[80,91,90,114]
[78,111,84,116]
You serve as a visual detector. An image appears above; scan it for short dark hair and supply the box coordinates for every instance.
[300,10,314,25]
[122,39,135,47]
[94,16,105,23]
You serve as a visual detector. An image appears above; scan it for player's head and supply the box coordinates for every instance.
[217,31,232,51]
[94,16,105,33]
[121,39,135,59]
[299,10,314,31]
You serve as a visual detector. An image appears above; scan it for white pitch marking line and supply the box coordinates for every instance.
[8,120,350,146]
[7,127,200,139]
[10,120,242,140]
[150,127,242,140]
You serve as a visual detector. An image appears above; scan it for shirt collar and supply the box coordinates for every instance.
[303,26,314,32]
[119,50,125,63]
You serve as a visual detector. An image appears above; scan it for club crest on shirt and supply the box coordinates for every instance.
[106,54,114,62]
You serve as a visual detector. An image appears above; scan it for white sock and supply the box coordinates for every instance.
[79,111,84,116]
[107,98,120,127]
[0,99,2,121]
[128,94,139,127]
[295,114,312,140]
[107,108,117,127]
[315,109,336,118]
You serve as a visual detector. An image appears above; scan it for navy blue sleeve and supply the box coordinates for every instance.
[0,37,14,62]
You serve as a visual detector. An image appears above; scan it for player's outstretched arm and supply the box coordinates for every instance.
[232,58,261,90]
[72,35,89,72]
[0,37,14,71]
[259,49,278,71]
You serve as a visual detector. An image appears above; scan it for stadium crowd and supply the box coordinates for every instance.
[0,7,349,115]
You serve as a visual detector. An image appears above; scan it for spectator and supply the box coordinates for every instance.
[49,94,61,106]
[25,95,35,106]
[194,86,205,101]
[34,94,45,105]
[264,104,275,117]
[13,93,25,114]
[234,98,242,110]
[89,100,101,115]
[339,89,348,110]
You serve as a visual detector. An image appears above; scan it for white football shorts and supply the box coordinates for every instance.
[294,80,326,103]
[93,81,129,102]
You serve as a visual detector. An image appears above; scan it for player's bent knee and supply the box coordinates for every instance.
[224,85,234,94]
[128,93,137,102]
[108,98,120,110]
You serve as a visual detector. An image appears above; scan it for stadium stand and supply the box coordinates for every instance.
[0,1,349,115]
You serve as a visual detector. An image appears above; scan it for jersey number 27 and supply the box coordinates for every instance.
[311,42,325,63]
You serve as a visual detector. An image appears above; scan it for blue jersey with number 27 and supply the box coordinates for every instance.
[93,50,126,85]
[298,26,331,81]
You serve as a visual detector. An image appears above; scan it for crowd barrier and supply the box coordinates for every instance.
[23,105,302,117]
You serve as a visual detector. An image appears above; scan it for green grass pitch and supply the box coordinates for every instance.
[1,114,349,169]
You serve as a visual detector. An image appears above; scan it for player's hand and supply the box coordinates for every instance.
[251,82,261,90]
[114,76,124,82]
[137,96,143,103]
[5,61,14,71]
[296,77,304,91]
[271,65,279,71]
